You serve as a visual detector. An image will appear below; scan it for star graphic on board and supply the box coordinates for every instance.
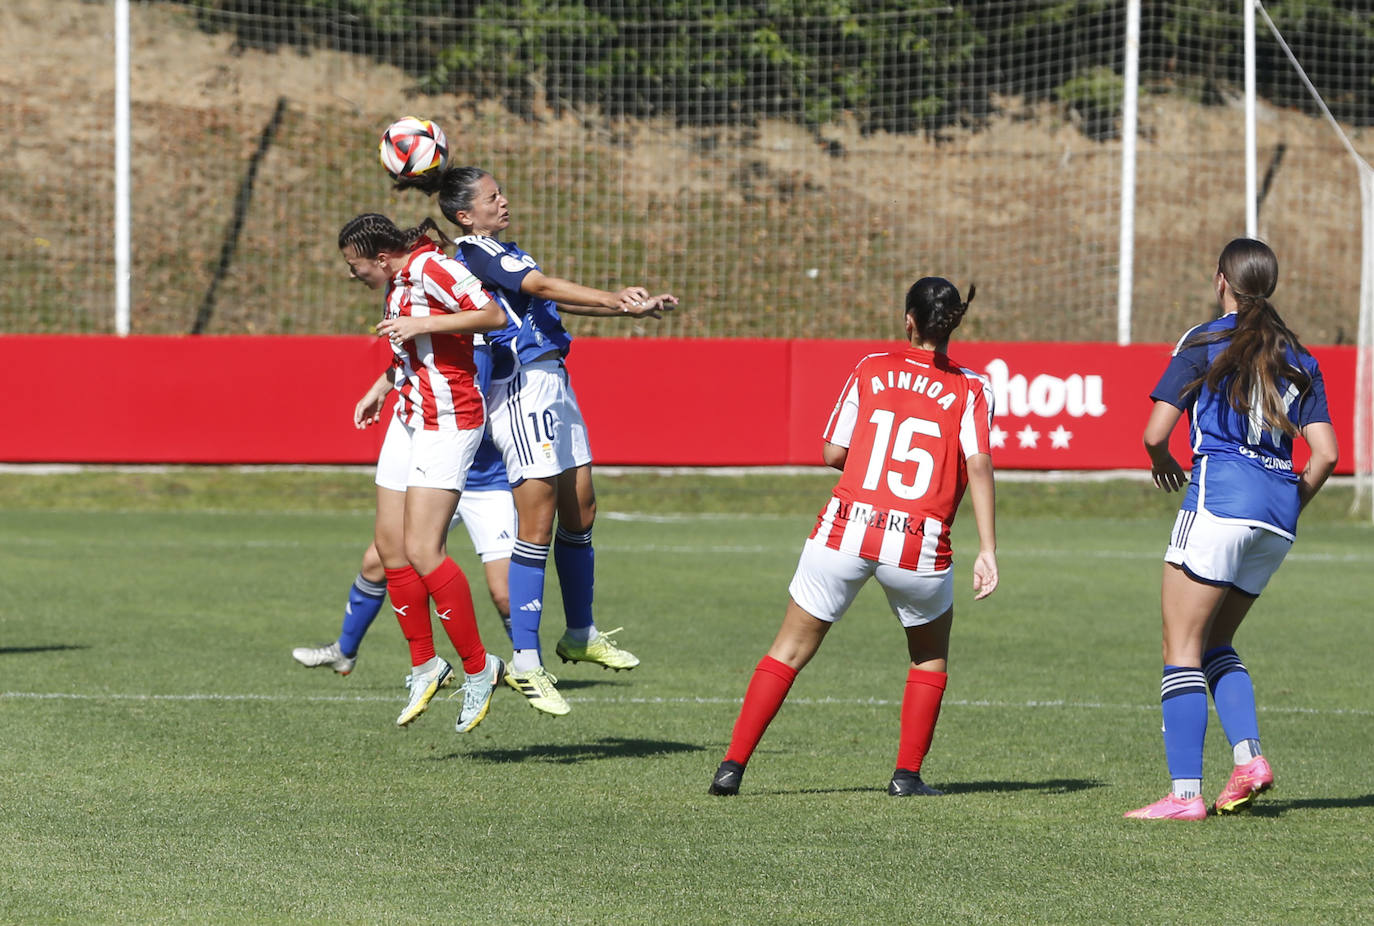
[1049,425,1073,449]
[1016,425,1040,448]
[989,424,1008,449]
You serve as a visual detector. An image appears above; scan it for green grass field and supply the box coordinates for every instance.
[1,469,1371,924]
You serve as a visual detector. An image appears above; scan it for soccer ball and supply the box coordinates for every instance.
[378,117,448,179]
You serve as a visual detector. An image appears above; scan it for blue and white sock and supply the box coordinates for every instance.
[337,573,387,658]
[508,539,550,655]
[554,525,596,639]
[1160,665,1208,788]
[1203,645,1261,756]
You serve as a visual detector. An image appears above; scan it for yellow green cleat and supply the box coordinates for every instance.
[554,627,640,671]
[503,665,571,716]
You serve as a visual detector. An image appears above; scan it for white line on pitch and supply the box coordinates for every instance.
[0,690,1367,717]
[0,534,1363,564]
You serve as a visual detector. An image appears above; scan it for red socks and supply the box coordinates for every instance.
[385,565,435,666]
[421,558,486,674]
[385,559,485,672]
[896,668,948,773]
[723,655,798,766]
[722,659,948,774]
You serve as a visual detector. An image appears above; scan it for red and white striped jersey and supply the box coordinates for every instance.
[384,238,493,431]
[810,346,993,571]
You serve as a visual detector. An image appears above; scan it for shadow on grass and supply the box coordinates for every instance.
[548,677,628,691]
[0,644,88,655]
[444,736,706,765]
[772,778,1104,797]
[1247,793,1374,816]
[944,778,1105,796]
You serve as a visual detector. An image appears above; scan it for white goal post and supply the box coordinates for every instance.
[1250,0,1373,520]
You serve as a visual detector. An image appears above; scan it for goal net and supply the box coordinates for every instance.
[1251,0,1372,518]
[1,0,1369,380]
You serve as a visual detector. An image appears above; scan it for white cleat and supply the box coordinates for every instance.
[291,642,356,675]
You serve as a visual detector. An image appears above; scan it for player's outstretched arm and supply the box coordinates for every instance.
[522,269,678,318]
[966,453,998,600]
[1143,400,1187,492]
[520,268,642,311]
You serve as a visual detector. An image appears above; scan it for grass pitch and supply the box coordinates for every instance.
[0,469,1370,924]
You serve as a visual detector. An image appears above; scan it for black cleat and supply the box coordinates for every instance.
[709,760,745,796]
[888,769,944,796]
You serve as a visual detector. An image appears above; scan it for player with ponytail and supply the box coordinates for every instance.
[394,165,677,717]
[1125,238,1339,820]
[709,276,998,797]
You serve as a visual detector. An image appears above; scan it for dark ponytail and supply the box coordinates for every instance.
[905,277,975,344]
[395,165,492,233]
[1185,238,1310,436]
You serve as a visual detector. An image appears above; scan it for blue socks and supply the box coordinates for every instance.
[1160,665,1208,783]
[337,573,387,658]
[1156,650,1261,791]
[508,539,550,653]
[554,526,595,633]
[506,527,597,653]
[1204,645,1261,747]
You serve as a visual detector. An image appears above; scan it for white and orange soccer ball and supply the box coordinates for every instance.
[378,116,448,179]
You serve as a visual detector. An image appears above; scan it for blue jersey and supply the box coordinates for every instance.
[1150,314,1329,538]
[456,235,573,383]
[466,338,509,492]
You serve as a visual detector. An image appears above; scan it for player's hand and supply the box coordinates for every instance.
[376,316,424,346]
[353,382,389,429]
[972,551,998,600]
[1151,456,1188,492]
[614,287,652,313]
[623,294,679,319]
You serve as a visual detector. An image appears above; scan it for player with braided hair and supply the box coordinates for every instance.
[1125,238,1338,820]
[339,212,510,733]
[393,166,677,716]
[709,276,998,797]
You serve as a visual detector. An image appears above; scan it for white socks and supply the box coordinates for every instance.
[1234,738,1262,764]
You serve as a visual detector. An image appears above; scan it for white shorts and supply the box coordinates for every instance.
[374,416,482,493]
[1164,508,1292,596]
[488,358,592,485]
[788,538,954,628]
[452,488,516,563]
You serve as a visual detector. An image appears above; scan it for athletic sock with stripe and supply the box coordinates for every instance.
[1160,665,1208,790]
[337,573,386,658]
[509,539,550,655]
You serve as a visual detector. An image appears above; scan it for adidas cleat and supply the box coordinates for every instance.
[503,665,570,716]
[554,627,640,671]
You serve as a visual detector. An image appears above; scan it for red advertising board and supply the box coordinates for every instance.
[786,340,1355,471]
[0,335,1356,472]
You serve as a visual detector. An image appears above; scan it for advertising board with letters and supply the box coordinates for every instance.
[1,336,1355,472]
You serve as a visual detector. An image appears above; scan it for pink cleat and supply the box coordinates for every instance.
[1124,793,1208,820]
[1214,756,1273,815]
